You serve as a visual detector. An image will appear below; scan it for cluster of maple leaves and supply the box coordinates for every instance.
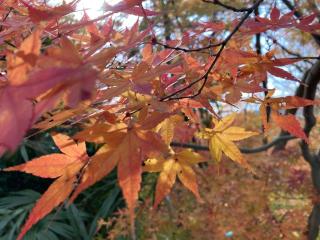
[0,0,319,239]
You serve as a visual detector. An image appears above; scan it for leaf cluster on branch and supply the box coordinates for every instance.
[0,0,319,239]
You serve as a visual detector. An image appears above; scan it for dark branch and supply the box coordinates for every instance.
[281,0,302,18]
[266,34,314,65]
[255,5,270,144]
[170,135,296,154]
[297,59,320,240]
[303,60,320,138]
[202,0,251,12]
[160,0,264,101]
[153,40,220,53]
[282,0,320,46]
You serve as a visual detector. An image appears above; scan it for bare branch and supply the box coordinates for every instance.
[170,135,296,154]
[153,40,220,53]
[266,34,314,65]
[202,0,251,12]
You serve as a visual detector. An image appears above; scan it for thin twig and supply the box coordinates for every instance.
[160,0,264,101]
[202,0,252,12]
[154,40,221,53]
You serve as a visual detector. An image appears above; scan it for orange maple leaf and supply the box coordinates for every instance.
[0,29,44,155]
[246,90,316,141]
[21,0,78,23]
[104,0,157,16]
[4,133,89,240]
[30,36,99,108]
[69,118,168,232]
[272,112,309,143]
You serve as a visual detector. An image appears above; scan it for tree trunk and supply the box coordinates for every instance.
[299,60,320,239]
[307,158,320,240]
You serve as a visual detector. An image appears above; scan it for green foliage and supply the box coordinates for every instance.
[0,130,123,239]
[0,181,122,239]
[0,190,87,240]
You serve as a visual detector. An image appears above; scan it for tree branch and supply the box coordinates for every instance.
[281,0,320,46]
[299,59,320,240]
[160,0,264,101]
[153,40,220,53]
[202,0,251,12]
[266,34,314,65]
[170,135,296,154]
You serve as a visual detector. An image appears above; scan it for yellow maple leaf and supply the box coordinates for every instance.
[155,115,184,145]
[197,114,258,167]
[143,149,206,208]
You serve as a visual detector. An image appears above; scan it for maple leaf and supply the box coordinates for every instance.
[0,90,33,156]
[4,133,89,240]
[272,112,308,143]
[0,1,319,239]
[143,149,205,208]
[33,102,90,131]
[0,29,44,155]
[242,6,320,34]
[154,110,196,144]
[196,114,257,168]
[101,60,176,100]
[104,0,157,16]
[246,90,316,138]
[155,115,184,145]
[72,129,145,223]
[81,12,105,44]
[241,52,301,83]
[0,31,101,156]
[21,0,78,23]
[7,28,41,85]
[29,37,99,108]
[195,21,226,32]
[89,21,152,73]
[104,0,143,12]
[69,120,167,229]
[279,96,316,109]
[216,73,264,104]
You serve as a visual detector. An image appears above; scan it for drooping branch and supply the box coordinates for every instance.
[170,135,296,154]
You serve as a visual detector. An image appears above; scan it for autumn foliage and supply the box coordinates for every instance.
[0,0,319,239]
